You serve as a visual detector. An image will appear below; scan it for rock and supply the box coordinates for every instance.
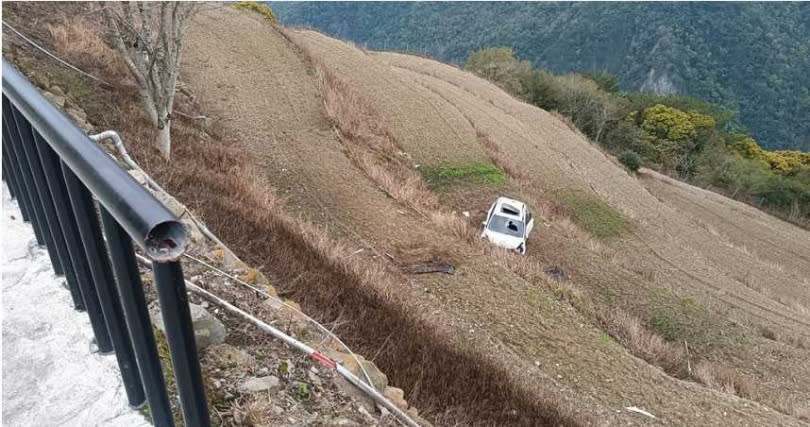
[35,73,50,88]
[264,299,308,334]
[180,217,204,243]
[128,169,148,185]
[43,92,66,108]
[382,386,408,411]
[332,352,388,392]
[239,268,259,284]
[49,85,66,97]
[207,343,255,369]
[154,190,186,217]
[65,106,87,121]
[149,302,227,350]
[332,418,359,426]
[239,375,280,393]
[307,370,322,387]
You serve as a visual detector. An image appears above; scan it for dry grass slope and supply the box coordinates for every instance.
[11,4,807,424]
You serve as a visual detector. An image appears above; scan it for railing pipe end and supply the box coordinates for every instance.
[145,220,189,262]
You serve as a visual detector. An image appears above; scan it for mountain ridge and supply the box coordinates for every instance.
[272,2,810,151]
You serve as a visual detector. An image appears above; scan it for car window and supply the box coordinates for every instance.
[487,215,524,237]
[500,204,520,216]
[487,203,496,222]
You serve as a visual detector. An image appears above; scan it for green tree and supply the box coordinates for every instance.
[466,47,532,96]
[619,150,642,172]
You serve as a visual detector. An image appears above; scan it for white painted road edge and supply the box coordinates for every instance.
[1,183,151,427]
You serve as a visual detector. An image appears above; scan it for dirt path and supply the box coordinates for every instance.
[180,10,806,425]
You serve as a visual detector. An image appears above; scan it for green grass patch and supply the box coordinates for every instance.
[557,189,628,239]
[421,164,506,189]
[645,287,744,351]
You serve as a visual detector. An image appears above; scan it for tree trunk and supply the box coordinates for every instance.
[156,121,171,161]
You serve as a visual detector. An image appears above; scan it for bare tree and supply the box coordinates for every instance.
[102,2,200,160]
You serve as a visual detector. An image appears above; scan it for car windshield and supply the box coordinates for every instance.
[487,214,524,237]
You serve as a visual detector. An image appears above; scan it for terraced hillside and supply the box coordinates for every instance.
[181,7,809,425]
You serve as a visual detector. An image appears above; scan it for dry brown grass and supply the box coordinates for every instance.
[47,18,131,84]
[772,392,810,421]
[77,26,582,427]
[287,31,780,416]
[294,35,479,246]
[693,361,756,399]
[600,310,689,377]
[36,14,772,423]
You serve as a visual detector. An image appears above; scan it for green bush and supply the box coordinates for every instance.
[465,46,810,227]
[234,1,276,22]
[618,150,642,172]
[466,47,532,96]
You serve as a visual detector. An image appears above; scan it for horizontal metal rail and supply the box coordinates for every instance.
[2,58,187,261]
[2,58,209,427]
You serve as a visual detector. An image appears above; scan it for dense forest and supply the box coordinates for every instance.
[272,2,810,152]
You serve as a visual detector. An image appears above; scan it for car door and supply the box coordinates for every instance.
[525,210,534,236]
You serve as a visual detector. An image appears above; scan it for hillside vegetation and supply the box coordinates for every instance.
[273,2,810,152]
[463,46,810,227]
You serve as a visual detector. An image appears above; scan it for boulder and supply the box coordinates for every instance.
[382,386,408,411]
[332,352,388,392]
[239,375,280,393]
[65,106,87,121]
[49,85,66,97]
[207,343,255,369]
[34,72,50,88]
[149,302,227,350]
[43,92,66,108]
[154,190,186,217]
[128,169,148,185]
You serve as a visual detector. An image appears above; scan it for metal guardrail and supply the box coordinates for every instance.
[2,58,210,427]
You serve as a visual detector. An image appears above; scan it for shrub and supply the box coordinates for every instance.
[234,1,276,23]
[618,150,642,172]
[466,47,532,97]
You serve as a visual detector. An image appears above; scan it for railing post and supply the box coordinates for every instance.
[2,146,24,215]
[28,129,114,352]
[3,100,50,251]
[3,123,39,231]
[61,164,146,407]
[6,103,84,306]
[3,127,44,239]
[153,261,211,427]
[99,208,175,427]
[2,154,18,200]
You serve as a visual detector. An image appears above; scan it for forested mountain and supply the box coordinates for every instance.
[272,2,810,151]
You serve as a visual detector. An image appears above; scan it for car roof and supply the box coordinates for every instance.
[494,196,525,217]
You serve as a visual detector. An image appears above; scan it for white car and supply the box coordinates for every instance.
[481,197,535,255]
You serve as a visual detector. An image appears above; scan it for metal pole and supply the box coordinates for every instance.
[3,61,188,261]
[2,146,24,213]
[99,208,174,426]
[153,261,211,427]
[62,164,146,407]
[29,130,113,352]
[2,102,48,246]
[5,102,77,286]
[2,154,17,199]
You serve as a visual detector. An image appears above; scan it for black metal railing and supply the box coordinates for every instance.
[2,58,210,427]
